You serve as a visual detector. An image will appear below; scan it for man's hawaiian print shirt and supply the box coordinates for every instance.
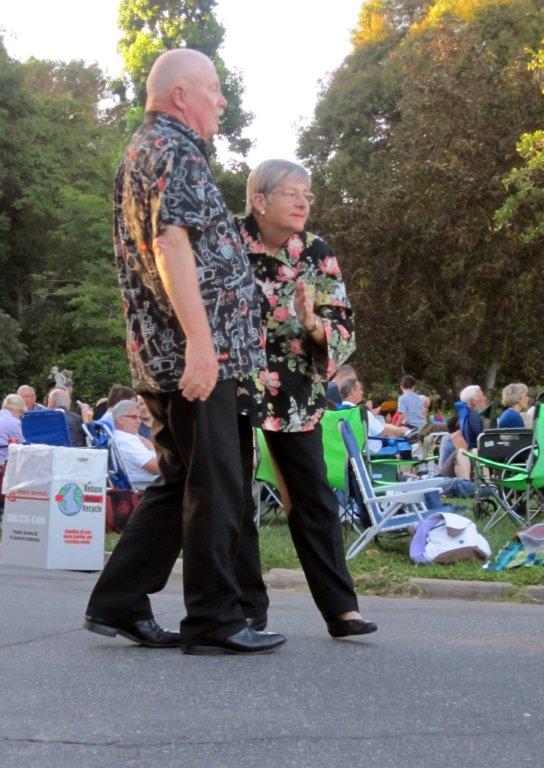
[114,113,265,393]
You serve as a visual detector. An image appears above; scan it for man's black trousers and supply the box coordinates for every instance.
[86,380,269,642]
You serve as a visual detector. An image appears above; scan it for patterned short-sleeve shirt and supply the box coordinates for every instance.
[237,215,356,432]
[114,112,265,393]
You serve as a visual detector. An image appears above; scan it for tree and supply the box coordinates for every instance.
[494,41,544,243]
[299,0,544,396]
[117,0,252,156]
[0,309,26,394]
[0,37,34,316]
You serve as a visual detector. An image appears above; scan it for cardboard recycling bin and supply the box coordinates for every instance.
[1,443,108,570]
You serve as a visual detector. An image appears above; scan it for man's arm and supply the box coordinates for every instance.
[379,424,408,437]
[142,457,160,475]
[153,225,218,401]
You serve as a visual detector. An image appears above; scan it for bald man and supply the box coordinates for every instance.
[84,49,284,655]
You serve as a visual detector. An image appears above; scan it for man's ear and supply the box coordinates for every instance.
[171,84,188,111]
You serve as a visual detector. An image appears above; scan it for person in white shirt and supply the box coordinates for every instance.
[338,377,410,454]
[112,400,159,490]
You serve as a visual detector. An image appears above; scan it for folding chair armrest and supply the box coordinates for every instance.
[372,477,445,493]
[462,451,529,475]
[370,486,442,504]
[374,477,440,494]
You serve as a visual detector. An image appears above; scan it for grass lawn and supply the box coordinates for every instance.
[105,498,544,596]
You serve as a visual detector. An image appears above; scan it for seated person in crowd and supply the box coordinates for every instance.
[0,394,25,465]
[46,388,88,447]
[437,416,471,480]
[456,384,488,449]
[17,385,45,411]
[376,399,396,424]
[396,375,426,429]
[93,397,108,421]
[498,383,530,429]
[112,400,159,490]
[326,364,357,408]
[97,384,137,430]
[137,395,153,440]
[338,376,410,454]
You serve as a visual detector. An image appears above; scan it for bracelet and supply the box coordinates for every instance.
[303,316,320,333]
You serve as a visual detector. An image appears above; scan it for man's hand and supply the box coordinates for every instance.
[179,336,219,402]
[78,402,93,422]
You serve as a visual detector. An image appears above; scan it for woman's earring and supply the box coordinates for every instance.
[260,210,265,215]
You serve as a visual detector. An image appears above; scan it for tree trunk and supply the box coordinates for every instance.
[484,361,500,394]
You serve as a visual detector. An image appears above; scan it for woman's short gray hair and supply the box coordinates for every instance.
[246,159,311,214]
[501,383,528,408]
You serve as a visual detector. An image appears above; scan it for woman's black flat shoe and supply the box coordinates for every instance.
[327,618,378,638]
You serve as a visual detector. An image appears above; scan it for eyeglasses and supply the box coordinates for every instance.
[269,189,316,205]
[123,414,141,420]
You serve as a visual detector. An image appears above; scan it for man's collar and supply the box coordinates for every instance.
[144,111,207,153]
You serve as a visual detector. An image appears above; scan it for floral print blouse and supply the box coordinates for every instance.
[237,214,356,432]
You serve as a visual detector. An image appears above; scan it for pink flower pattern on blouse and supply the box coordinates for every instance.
[237,215,356,433]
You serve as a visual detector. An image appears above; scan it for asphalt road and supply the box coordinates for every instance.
[1,564,542,768]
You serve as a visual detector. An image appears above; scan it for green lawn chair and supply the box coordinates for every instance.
[254,428,284,526]
[321,406,366,526]
[465,403,544,531]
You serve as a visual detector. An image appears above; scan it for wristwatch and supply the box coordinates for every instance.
[304,316,321,333]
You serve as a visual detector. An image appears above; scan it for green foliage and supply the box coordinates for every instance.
[52,347,131,404]
[0,310,26,394]
[495,41,544,243]
[54,261,126,343]
[300,0,544,395]
[211,160,250,215]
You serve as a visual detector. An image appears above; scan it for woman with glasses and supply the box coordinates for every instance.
[238,159,377,639]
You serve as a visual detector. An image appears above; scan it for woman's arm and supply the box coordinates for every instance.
[303,237,356,378]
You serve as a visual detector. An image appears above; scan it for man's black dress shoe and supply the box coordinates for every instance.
[327,618,378,638]
[246,613,268,631]
[182,626,285,655]
[84,616,181,647]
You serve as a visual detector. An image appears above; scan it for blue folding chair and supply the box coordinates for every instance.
[21,409,73,447]
[83,421,133,490]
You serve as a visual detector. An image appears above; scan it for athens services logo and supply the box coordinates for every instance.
[55,484,84,516]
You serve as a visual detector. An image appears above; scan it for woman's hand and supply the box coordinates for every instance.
[294,279,326,346]
[294,280,316,329]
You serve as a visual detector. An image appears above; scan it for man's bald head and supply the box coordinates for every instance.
[146,48,214,109]
[145,48,227,141]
